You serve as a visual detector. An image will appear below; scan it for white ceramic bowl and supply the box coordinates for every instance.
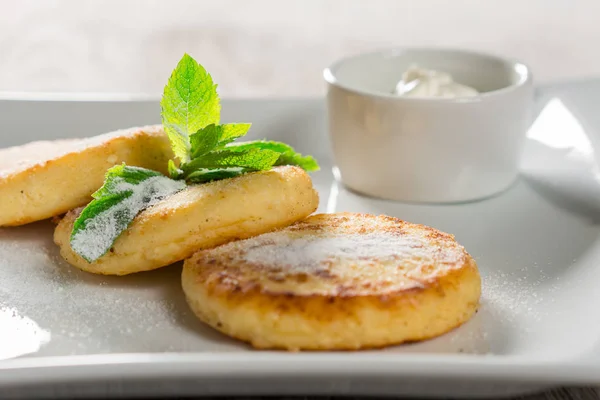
[324,48,533,203]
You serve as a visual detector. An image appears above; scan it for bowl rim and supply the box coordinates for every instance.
[323,46,532,103]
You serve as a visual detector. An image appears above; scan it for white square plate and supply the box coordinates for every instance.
[1,82,600,399]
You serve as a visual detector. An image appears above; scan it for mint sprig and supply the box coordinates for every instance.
[70,53,319,263]
[161,54,318,181]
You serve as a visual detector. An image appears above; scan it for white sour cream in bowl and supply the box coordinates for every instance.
[393,65,479,99]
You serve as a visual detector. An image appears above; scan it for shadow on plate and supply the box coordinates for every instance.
[522,176,600,224]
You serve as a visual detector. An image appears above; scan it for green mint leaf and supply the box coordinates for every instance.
[160,53,220,162]
[70,164,186,263]
[90,166,155,198]
[168,159,183,179]
[216,123,252,147]
[186,167,250,184]
[190,123,252,158]
[190,124,222,158]
[274,150,320,171]
[181,147,280,175]
[225,140,320,171]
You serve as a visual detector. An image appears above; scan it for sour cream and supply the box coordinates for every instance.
[393,65,479,98]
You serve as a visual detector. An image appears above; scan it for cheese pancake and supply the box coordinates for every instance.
[0,125,173,226]
[182,213,481,351]
[54,166,319,276]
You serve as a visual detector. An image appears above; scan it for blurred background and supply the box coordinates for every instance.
[2,0,599,97]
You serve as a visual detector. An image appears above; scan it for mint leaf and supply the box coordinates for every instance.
[180,138,319,183]
[160,53,220,162]
[225,140,320,171]
[186,167,250,184]
[216,123,252,147]
[190,124,222,158]
[181,147,280,175]
[70,164,186,263]
[274,150,319,171]
[190,123,252,158]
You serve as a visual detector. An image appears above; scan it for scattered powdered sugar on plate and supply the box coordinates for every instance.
[482,267,553,323]
[70,175,186,261]
[242,232,439,271]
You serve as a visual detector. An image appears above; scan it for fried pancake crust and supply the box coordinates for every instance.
[182,213,481,350]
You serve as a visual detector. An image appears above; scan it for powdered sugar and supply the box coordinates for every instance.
[243,232,438,271]
[70,175,186,261]
[0,138,85,178]
[0,126,160,178]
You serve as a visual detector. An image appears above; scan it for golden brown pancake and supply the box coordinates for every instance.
[0,125,173,226]
[182,212,481,351]
[54,166,319,276]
